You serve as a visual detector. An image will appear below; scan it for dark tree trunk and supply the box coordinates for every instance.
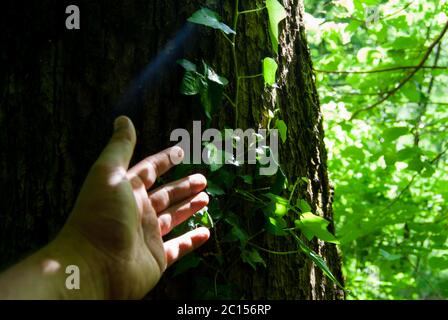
[0,0,343,299]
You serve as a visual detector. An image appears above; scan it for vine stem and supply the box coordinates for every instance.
[239,73,263,80]
[220,31,234,47]
[223,92,236,108]
[233,0,240,128]
[239,6,266,15]
[248,242,301,255]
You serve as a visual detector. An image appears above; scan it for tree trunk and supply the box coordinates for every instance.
[0,0,343,299]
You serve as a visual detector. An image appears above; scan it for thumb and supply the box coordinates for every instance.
[96,116,137,171]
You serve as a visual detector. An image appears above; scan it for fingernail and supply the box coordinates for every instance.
[114,116,128,131]
[169,146,184,165]
[192,192,209,206]
[190,174,207,191]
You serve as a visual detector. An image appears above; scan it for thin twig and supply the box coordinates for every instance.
[314,65,448,75]
[238,73,263,80]
[223,92,236,108]
[349,20,448,120]
[248,242,300,255]
[239,6,266,15]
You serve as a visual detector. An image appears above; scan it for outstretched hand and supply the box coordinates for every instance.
[64,116,210,298]
[0,116,210,299]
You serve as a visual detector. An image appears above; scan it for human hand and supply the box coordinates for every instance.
[57,116,210,299]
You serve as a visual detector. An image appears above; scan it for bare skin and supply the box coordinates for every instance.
[0,116,210,299]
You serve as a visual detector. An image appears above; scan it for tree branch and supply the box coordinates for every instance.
[349,20,448,120]
[314,65,448,75]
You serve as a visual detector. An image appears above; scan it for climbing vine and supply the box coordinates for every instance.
[172,0,344,296]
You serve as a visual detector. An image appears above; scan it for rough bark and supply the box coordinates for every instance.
[0,0,343,299]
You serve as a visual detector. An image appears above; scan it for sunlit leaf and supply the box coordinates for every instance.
[266,0,287,53]
[275,119,287,143]
[188,8,236,34]
[263,57,278,86]
[295,212,339,244]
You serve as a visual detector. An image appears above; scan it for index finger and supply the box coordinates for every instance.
[127,146,184,189]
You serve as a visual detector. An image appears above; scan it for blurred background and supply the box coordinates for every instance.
[305,0,448,299]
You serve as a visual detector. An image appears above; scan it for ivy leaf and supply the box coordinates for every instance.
[295,212,339,244]
[188,8,236,35]
[207,180,225,196]
[290,231,344,290]
[240,175,253,184]
[180,71,201,95]
[297,199,311,213]
[194,207,214,229]
[266,216,287,236]
[274,202,288,217]
[207,67,229,86]
[263,57,278,86]
[172,253,202,277]
[263,193,289,205]
[275,119,287,143]
[177,59,197,72]
[241,249,266,270]
[199,62,228,119]
[266,0,287,53]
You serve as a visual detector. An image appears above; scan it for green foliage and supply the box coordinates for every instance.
[275,119,287,143]
[266,0,288,53]
[187,8,236,34]
[306,0,448,299]
[178,60,229,119]
[295,212,340,244]
[172,3,344,297]
[290,231,344,289]
[263,57,278,86]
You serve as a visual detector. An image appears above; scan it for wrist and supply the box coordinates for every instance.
[46,226,111,299]
[0,226,110,300]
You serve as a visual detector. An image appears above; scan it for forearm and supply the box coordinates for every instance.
[0,228,109,300]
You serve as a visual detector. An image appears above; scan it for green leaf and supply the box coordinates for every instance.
[266,216,287,236]
[297,199,311,213]
[177,59,197,72]
[274,202,288,216]
[207,67,229,86]
[241,249,266,270]
[379,249,401,261]
[240,175,253,184]
[193,206,214,229]
[421,162,436,177]
[290,231,344,290]
[429,256,448,270]
[275,119,287,143]
[407,156,424,172]
[266,0,287,53]
[263,57,278,86]
[397,146,420,161]
[199,62,228,119]
[295,212,339,244]
[207,180,225,196]
[341,146,364,160]
[263,193,289,205]
[172,253,202,276]
[383,127,409,142]
[188,8,236,34]
[180,71,201,95]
